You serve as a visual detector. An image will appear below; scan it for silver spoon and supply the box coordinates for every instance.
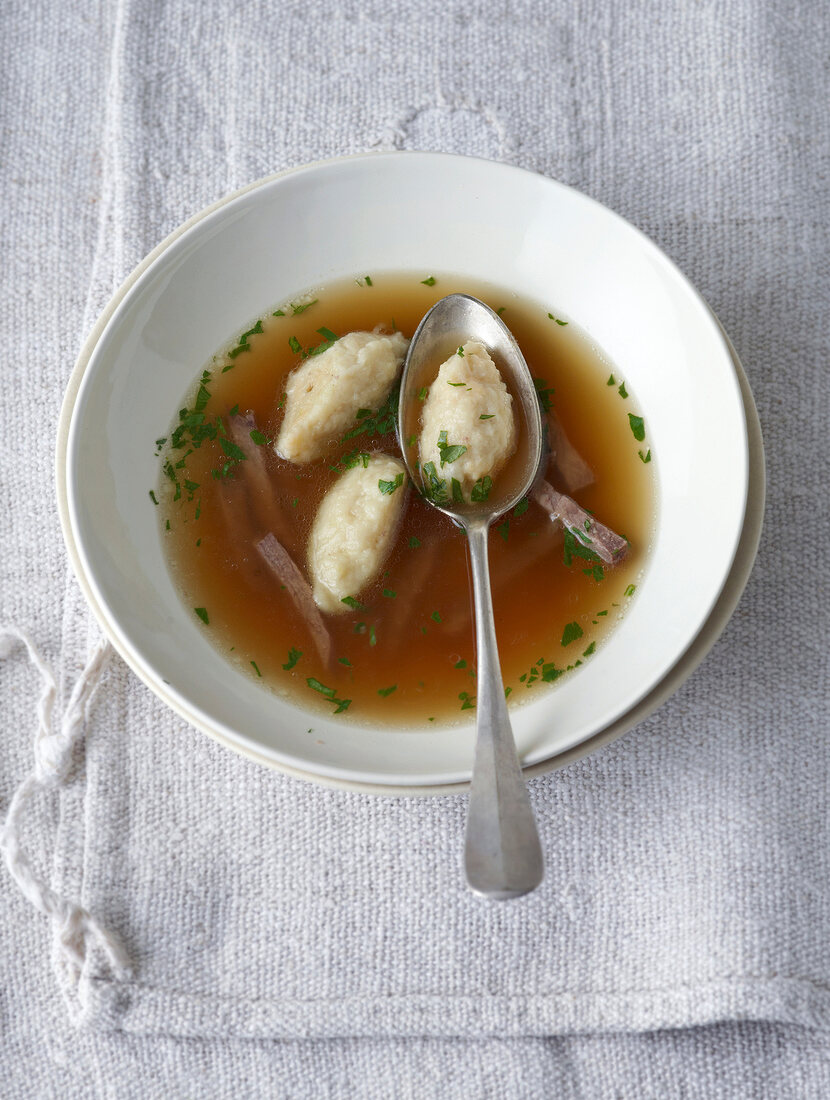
[397,294,545,899]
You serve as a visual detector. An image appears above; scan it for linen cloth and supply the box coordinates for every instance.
[2,0,829,1094]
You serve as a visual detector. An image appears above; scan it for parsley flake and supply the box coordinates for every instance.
[341,596,365,610]
[378,473,404,495]
[282,647,302,670]
[421,276,436,286]
[437,431,467,467]
[307,677,336,698]
[470,476,492,502]
[377,684,397,697]
[194,607,209,624]
[561,621,584,646]
[628,414,645,441]
[291,299,318,314]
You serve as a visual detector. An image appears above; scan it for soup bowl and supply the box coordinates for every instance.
[58,152,758,793]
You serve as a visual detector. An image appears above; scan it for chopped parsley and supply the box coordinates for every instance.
[561,621,584,646]
[628,414,645,441]
[437,431,467,467]
[563,528,600,567]
[454,658,467,669]
[479,413,495,420]
[497,520,510,542]
[333,449,370,472]
[607,374,615,386]
[307,677,351,713]
[149,490,158,505]
[422,461,447,503]
[547,312,568,326]
[470,475,492,502]
[618,382,628,399]
[382,588,397,599]
[582,564,605,582]
[369,625,377,646]
[341,596,365,610]
[452,478,464,503]
[282,647,302,670]
[408,536,421,549]
[307,677,335,698]
[194,607,209,624]
[459,691,475,711]
[291,299,318,314]
[497,306,506,316]
[250,660,262,677]
[583,642,596,657]
[533,377,555,412]
[513,497,529,518]
[417,386,428,401]
[378,473,404,495]
[421,276,436,286]
[431,610,442,623]
[639,449,652,464]
[288,335,302,354]
[338,657,353,667]
[624,584,637,597]
[249,429,268,445]
[456,346,465,357]
[342,381,400,442]
[377,684,397,697]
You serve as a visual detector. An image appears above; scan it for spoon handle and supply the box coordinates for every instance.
[463,521,544,899]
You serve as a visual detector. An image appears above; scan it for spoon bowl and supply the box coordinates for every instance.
[397,294,545,899]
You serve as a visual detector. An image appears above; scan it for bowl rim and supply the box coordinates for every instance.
[57,152,765,794]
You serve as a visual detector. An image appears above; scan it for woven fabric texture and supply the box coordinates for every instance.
[1,0,828,1095]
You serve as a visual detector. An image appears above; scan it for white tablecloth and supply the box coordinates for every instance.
[2,1,829,1095]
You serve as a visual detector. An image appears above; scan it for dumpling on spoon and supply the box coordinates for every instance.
[418,341,516,499]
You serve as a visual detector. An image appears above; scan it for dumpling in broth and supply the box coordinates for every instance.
[308,453,408,613]
[276,330,408,463]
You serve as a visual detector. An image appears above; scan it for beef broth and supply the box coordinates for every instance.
[158,273,654,726]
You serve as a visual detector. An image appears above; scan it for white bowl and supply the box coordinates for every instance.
[59,153,753,791]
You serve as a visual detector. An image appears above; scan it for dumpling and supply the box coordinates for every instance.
[418,341,515,496]
[276,330,408,463]
[308,453,408,613]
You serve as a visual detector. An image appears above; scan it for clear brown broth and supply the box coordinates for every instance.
[160,273,654,726]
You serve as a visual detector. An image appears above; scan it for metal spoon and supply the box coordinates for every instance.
[397,294,545,899]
